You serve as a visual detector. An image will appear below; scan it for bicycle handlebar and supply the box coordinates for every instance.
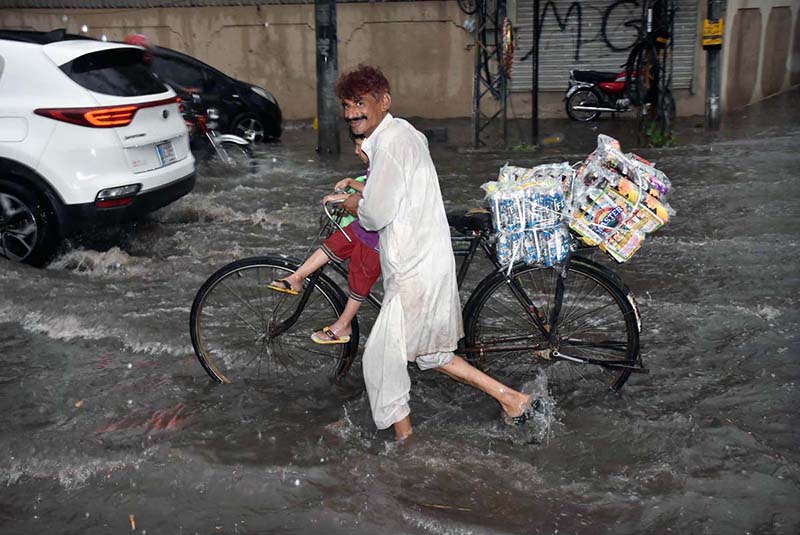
[323,197,353,243]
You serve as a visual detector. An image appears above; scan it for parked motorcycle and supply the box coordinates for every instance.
[180,93,257,172]
[565,67,634,122]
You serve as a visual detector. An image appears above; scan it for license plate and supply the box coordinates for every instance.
[156,140,177,166]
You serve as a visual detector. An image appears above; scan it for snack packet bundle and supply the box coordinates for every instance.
[568,135,674,262]
[574,135,673,205]
[626,154,671,199]
[483,163,573,268]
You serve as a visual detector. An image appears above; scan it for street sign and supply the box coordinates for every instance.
[702,19,723,49]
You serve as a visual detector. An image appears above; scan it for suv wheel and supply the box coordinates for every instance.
[232,114,265,143]
[0,180,58,267]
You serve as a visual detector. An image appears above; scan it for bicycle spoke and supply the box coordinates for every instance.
[219,281,268,333]
[476,297,540,334]
[466,262,639,394]
[479,349,540,382]
[191,259,357,385]
[560,301,623,336]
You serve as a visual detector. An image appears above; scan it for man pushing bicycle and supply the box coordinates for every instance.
[337,65,539,441]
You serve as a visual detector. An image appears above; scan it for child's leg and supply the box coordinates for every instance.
[279,249,329,291]
[276,227,356,291]
[312,239,378,342]
[325,297,362,336]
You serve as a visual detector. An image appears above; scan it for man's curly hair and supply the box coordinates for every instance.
[336,65,391,101]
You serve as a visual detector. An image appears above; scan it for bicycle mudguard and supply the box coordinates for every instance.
[461,256,642,333]
[205,254,347,308]
[569,255,624,288]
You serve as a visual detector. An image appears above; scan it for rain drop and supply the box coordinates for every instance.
[81,24,89,33]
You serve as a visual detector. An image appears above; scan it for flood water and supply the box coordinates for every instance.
[1,93,798,534]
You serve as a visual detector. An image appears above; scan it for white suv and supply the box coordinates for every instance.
[0,30,195,266]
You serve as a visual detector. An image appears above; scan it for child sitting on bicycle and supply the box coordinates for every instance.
[268,134,380,345]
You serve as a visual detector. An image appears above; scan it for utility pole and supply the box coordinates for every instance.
[704,0,723,129]
[315,0,339,154]
[471,0,508,148]
[531,0,540,144]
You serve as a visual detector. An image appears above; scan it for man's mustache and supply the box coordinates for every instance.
[347,116,368,123]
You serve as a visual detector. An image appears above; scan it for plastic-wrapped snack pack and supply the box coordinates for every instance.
[568,135,675,262]
[482,163,573,268]
[482,134,674,267]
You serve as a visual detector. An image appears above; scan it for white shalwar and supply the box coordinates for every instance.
[358,113,464,429]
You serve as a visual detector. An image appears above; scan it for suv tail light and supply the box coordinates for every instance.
[95,184,142,209]
[34,96,179,128]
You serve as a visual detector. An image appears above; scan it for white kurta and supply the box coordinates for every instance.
[358,113,464,429]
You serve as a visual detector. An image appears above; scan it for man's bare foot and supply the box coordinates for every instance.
[501,392,533,419]
[504,395,543,426]
[393,416,413,441]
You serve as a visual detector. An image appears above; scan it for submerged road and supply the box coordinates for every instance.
[1,92,798,534]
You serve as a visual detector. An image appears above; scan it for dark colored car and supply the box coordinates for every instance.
[146,46,281,142]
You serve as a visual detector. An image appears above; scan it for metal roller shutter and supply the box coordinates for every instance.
[510,0,698,92]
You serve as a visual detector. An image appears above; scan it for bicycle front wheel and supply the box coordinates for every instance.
[219,141,258,174]
[190,256,359,385]
[463,259,640,394]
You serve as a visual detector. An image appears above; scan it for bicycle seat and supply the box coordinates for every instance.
[447,209,493,233]
[572,70,619,83]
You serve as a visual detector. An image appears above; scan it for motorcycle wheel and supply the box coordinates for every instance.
[219,142,258,174]
[566,89,601,122]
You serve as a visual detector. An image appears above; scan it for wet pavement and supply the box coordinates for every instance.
[1,91,798,534]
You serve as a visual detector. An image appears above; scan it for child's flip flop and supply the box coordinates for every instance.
[311,326,351,345]
[267,279,299,296]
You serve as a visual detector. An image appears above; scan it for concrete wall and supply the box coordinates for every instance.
[721,0,800,110]
[5,1,797,118]
[0,2,474,120]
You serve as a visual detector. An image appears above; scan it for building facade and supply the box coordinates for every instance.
[1,0,797,120]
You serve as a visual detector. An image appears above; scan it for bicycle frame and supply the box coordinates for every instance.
[453,233,646,374]
[275,207,647,375]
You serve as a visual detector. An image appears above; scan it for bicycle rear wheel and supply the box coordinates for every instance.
[462,258,640,394]
[190,256,359,385]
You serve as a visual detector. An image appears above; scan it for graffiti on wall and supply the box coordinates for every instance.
[520,0,643,62]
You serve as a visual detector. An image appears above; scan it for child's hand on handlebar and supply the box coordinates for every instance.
[322,193,348,206]
[334,178,354,191]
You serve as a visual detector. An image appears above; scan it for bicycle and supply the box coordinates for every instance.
[189,202,648,394]
[624,0,678,143]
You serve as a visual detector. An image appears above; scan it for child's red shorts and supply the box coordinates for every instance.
[321,228,381,301]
